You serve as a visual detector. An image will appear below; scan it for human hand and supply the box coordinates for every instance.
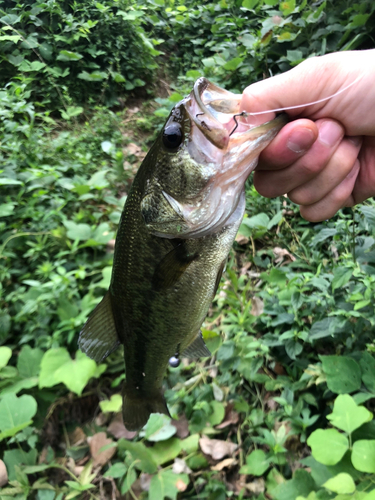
[240,49,375,221]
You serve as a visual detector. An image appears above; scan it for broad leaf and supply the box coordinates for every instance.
[307,429,348,465]
[327,395,372,434]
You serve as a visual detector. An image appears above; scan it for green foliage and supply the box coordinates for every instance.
[0,0,158,109]
[1,0,375,498]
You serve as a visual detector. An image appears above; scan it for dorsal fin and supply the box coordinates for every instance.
[78,291,120,362]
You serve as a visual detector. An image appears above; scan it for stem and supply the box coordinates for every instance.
[0,231,61,258]
[352,208,356,262]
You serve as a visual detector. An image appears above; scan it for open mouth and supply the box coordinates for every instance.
[186,77,288,152]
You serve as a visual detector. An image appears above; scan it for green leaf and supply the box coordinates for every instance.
[359,206,375,228]
[0,202,15,217]
[0,393,37,436]
[307,429,349,465]
[320,356,361,394]
[1,376,39,396]
[3,448,37,481]
[222,57,243,71]
[352,440,375,473]
[117,9,144,20]
[57,50,83,61]
[208,400,225,426]
[149,438,182,465]
[272,469,316,500]
[350,13,370,27]
[39,348,98,396]
[118,439,158,473]
[149,470,189,500]
[360,352,375,392]
[61,106,84,120]
[143,414,176,442]
[104,462,127,478]
[181,434,199,454]
[99,394,122,413]
[0,346,12,369]
[280,0,295,15]
[332,266,353,291]
[323,473,355,494]
[63,221,92,241]
[327,394,372,434]
[0,313,11,341]
[0,35,21,43]
[78,71,107,81]
[17,345,43,378]
[239,449,269,476]
[242,0,259,9]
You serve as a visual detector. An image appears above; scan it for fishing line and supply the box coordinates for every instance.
[229,75,362,136]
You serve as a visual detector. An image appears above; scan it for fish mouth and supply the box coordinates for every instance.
[186,77,288,152]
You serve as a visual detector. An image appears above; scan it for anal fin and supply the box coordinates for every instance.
[182,331,211,359]
[78,291,120,363]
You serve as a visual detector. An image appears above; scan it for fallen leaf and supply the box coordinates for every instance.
[240,262,252,276]
[140,473,152,491]
[88,432,116,468]
[234,474,247,494]
[68,427,86,446]
[172,458,192,474]
[216,403,239,429]
[273,362,285,375]
[211,457,236,471]
[127,142,142,155]
[273,246,296,263]
[246,478,265,494]
[199,436,238,460]
[108,413,137,440]
[235,234,249,245]
[0,460,8,487]
[250,296,264,317]
[172,415,189,439]
[128,106,140,114]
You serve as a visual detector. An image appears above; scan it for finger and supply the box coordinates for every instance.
[300,160,360,222]
[350,136,375,204]
[254,119,345,198]
[288,135,363,205]
[257,119,318,171]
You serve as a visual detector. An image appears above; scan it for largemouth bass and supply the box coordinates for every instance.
[79,78,287,431]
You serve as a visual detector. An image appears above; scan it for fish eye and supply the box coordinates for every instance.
[162,123,183,150]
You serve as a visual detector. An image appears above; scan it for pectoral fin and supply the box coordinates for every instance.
[152,242,198,291]
[182,331,211,358]
[213,259,226,299]
[78,291,120,362]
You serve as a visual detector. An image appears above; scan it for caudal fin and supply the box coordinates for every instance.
[122,384,170,431]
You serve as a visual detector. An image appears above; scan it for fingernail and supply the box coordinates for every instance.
[347,135,362,147]
[319,120,344,147]
[287,127,315,154]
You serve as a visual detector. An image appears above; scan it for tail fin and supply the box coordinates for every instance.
[122,384,170,432]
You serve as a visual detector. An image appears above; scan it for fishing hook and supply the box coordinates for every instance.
[229,111,248,136]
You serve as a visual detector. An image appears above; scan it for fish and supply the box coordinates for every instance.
[78,78,288,431]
